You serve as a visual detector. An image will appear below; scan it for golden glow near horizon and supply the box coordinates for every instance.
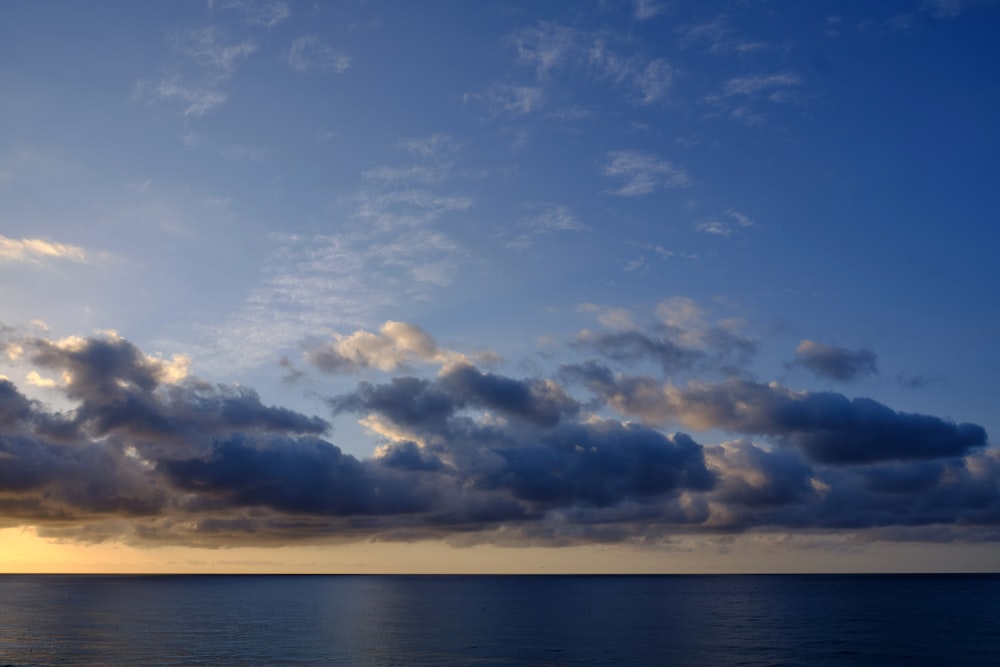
[3,527,999,575]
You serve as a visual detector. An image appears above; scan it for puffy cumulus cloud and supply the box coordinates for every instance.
[0,326,996,549]
[792,340,878,382]
[704,439,816,511]
[0,329,716,546]
[303,321,474,374]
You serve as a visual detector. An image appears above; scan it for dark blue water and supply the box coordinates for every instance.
[1,574,998,666]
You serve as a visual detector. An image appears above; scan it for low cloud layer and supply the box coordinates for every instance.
[0,325,995,548]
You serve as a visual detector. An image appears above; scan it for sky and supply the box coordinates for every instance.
[1,0,999,573]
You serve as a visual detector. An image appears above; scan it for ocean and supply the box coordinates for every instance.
[1,574,998,666]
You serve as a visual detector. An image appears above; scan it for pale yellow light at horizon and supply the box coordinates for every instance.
[3,527,1000,575]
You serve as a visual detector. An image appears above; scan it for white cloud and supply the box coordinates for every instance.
[604,150,691,196]
[522,203,586,233]
[305,321,472,374]
[723,73,800,97]
[501,23,675,109]
[656,296,706,333]
[588,39,674,105]
[920,0,985,17]
[196,149,473,370]
[138,28,254,116]
[695,220,731,237]
[506,203,586,248]
[578,303,635,330]
[25,370,59,389]
[353,189,472,231]
[289,36,350,73]
[727,210,754,227]
[136,76,227,117]
[632,0,664,21]
[172,27,256,77]
[633,59,675,105]
[696,210,754,237]
[467,84,544,117]
[0,236,87,263]
[225,0,290,27]
[363,135,461,186]
[508,22,577,78]
[678,16,770,56]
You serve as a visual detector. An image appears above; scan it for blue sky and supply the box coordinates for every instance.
[1,0,999,572]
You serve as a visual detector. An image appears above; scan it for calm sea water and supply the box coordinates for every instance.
[0,574,998,666]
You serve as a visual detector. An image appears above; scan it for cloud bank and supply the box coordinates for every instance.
[0,324,995,548]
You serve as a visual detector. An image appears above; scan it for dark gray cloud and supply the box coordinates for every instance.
[791,340,878,382]
[577,325,757,377]
[0,329,996,548]
[562,366,986,464]
[163,435,431,516]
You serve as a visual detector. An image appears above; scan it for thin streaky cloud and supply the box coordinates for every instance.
[521,203,587,233]
[633,0,665,21]
[507,22,577,79]
[604,150,692,196]
[170,26,256,78]
[224,0,290,28]
[588,39,675,105]
[695,219,731,237]
[466,83,544,117]
[137,27,254,116]
[678,15,770,56]
[726,210,754,227]
[723,73,801,97]
[0,236,87,263]
[289,36,350,73]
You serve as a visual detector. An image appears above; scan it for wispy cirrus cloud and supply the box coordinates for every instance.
[507,21,577,79]
[723,72,801,97]
[503,22,675,106]
[603,150,691,196]
[921,0,996,18]
[224,0,290,28]
[588,39,675,105]
[0,235,88,263]
[465,83,544,118]
[171,26,256,77]
[288,35,350,73]
[195,138,473,370]
[678,15,770,56]
[505,203,588,248]
[695,209,755,237]
[136,27,255,116]
[632,0,665,21]
[704,71,802,126]
[362,134,460,186]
